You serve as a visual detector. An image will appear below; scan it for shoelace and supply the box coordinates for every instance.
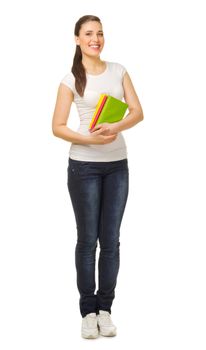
[98,314,113,326]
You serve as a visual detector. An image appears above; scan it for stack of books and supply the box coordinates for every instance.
[89,94,128,130]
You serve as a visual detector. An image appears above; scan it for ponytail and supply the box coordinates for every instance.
[71,45,86,97]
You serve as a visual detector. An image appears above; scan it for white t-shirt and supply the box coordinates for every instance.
[60,61,128,162]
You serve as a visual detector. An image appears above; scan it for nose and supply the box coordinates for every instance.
[92,34,99,41]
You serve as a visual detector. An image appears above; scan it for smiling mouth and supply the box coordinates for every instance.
[89,45,101,49]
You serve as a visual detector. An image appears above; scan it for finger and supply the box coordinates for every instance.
[90,126,102,133]
[105,134,116,140]
[92,128,104,135]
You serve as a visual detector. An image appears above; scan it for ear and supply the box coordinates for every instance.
[75,36,80,46]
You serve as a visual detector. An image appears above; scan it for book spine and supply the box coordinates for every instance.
[89,95,108,130]
[89,94,105,129]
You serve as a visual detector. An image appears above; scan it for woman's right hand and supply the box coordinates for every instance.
[86,132,118,145]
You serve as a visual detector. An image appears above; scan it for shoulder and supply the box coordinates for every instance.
[60,71,76,93]
[106,61,127,78]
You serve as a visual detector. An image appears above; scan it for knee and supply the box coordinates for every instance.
[76,239,97,253]
[100,241,120,256]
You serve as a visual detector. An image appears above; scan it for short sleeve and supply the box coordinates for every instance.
[120,64,127,79]
[60,72,75,93]
[114,62,127,81]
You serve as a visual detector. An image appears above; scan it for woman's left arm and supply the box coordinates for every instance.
[113,71,144,133]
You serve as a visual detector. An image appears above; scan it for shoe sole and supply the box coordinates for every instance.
[99,331,116,337]
[98,325,117,337]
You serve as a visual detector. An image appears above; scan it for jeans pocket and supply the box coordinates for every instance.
[68,164,80,175]
[68,159,90,176]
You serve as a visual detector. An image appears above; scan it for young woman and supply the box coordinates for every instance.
[52,15,144,339]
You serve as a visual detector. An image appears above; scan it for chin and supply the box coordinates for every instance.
[87,52,101,58]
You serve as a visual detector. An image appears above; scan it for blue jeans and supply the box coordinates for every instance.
[67,157,129,317]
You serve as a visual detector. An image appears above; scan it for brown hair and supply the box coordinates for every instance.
[71,15,102,97]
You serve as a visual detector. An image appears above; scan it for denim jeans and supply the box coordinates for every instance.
[67,157,129,317]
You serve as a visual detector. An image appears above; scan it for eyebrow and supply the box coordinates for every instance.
[85,30,103,33]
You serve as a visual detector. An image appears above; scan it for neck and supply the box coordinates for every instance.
[82,55,105,72]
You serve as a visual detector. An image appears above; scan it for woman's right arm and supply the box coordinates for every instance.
[52,83,117,145]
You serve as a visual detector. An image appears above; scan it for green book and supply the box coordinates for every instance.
[89,94,128,130]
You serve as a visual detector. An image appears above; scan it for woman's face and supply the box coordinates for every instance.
[75,21,105,57]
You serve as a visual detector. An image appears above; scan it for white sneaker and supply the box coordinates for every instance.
[97,310,117,337]
[81,312,98,339]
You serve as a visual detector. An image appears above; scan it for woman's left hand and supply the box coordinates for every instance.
[89,123,117,136]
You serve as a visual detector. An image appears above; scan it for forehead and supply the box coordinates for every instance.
[80,21,103,32]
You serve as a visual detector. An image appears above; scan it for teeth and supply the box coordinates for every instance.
[90,45,99,48]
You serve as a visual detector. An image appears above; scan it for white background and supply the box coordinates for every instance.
[0,0,206,349]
